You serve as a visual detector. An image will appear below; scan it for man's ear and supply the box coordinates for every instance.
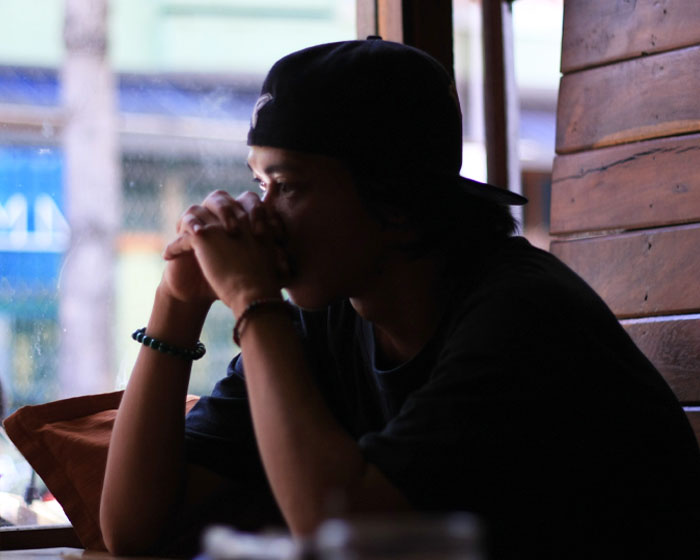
[380,212,421,252]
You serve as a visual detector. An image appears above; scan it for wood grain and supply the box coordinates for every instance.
[622,315,700,403]
[562,0,700,73]
[556,45,700,154]
[550,225,700,318]
[550,134,700,234]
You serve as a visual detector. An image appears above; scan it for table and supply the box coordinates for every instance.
[0,549,173,560]
[0,550,85,560]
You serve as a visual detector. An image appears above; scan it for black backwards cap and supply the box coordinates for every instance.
[247,37,527,206]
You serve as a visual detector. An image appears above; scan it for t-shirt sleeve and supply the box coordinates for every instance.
[184,354,266,482]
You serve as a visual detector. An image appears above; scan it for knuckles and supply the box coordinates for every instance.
[182,204,202,216]
[205,189,233,201]
[179,190,275,237]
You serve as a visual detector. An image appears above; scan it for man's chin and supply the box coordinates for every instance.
[284,284,340,311]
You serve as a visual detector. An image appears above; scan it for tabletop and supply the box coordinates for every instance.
[0,549,172,560]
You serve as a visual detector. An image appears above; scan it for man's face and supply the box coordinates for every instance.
[247,146,387,309]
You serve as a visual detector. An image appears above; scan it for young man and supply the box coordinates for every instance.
[100,38,700,558]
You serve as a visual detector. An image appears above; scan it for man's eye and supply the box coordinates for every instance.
[252,177,267,191]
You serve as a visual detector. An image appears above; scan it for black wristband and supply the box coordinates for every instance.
[132,328,206,360]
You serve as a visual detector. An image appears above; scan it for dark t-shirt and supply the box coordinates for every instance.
[184,237,700,557]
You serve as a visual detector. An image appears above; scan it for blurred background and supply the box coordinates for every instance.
[0,0,561,525]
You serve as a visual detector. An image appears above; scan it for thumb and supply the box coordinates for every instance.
[163,233,194,260]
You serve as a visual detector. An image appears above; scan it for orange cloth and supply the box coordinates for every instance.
[3,391,199,550]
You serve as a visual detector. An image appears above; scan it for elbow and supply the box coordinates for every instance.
[100,505,158,556]
[101,532,136,557]
[101,526,156,557]
[101,531,133,556]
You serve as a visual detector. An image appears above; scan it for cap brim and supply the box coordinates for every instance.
[457,176,528,206]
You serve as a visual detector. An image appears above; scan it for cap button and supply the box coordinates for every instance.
[366,35,383,41]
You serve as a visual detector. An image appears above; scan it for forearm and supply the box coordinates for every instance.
[240,309,407,535]
[100,286,211,554]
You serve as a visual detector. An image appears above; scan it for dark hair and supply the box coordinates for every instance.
[349,168,518,261]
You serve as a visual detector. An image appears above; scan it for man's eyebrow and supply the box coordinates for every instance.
[246,161,304,175]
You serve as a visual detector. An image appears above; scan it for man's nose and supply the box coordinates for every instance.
[261,189,279,210]
[258,193,285,234]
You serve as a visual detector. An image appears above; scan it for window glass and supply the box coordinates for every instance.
[0,0,355,528]
[512,0,563,248]
[1,0,564,531]
[453,0,562,248]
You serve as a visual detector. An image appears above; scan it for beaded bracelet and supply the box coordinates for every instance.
[131,327,206,360]
[233,298,295,346]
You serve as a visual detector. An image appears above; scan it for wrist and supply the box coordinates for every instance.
[227,284,283,319]
[233,297,293,346]
[148,285,212,347]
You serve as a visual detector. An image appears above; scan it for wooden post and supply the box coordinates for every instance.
[374,0,454,78]
[356,0,378,38]
[377,0,404,42]
[400,0,454,79]
[481,0,520,197]
[59,0,120,396]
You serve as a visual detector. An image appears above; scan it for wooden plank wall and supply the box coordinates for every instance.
[550,0,700,437]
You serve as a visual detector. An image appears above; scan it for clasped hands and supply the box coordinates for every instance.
[161,190,288,315]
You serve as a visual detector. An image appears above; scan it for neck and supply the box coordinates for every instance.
[350,253,449,367]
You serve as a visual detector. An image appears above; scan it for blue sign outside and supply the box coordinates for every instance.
[0,147,68,292]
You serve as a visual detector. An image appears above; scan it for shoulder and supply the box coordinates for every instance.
[454,237,613,322]
[440,237,626,365]
[470,237,592,295]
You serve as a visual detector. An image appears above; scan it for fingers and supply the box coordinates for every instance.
[174,189,284,246]
[176,190,249,237]
[163,233,193,260]
[237,191,268,236]
[202,190,249,234]
[236,192,288,278]
[176,205,215,236]
[237,191,262,213]
[238,191,287,242]
[165,190,290,299]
